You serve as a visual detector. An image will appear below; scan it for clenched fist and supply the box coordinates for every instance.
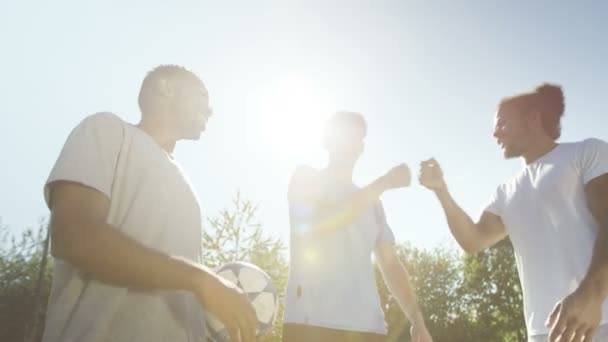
[379,163,412,190]
[418,159,446,192]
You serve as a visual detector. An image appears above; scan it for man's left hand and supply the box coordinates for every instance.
[546,288,602,342]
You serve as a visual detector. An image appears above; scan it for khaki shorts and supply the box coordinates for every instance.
[283,323,386,342]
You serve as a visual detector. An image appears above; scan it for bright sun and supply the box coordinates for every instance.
[257,74,336,165]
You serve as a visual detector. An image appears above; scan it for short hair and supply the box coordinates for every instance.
[138,65,203,114]
[324,111,367,141]
[499,83,565,140]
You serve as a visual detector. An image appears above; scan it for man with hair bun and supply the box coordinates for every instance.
[419,84,608,341]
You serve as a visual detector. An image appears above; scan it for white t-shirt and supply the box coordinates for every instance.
[485,138,608,336]
[42,113,205,342]
[283,168,395,334]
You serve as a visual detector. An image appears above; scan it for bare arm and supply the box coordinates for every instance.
[434,187,507,254]
[49,181,257,342]
[288,164,410,235]
[419,159,507,254]
[50,181,207,290]
[376,242,433,341]
[375,241,425,325]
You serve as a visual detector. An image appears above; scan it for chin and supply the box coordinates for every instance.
[184,130,203,141]
[502,148,520,159]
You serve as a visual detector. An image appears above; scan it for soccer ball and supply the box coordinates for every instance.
[205,261,279,341]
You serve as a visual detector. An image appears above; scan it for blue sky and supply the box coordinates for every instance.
[1,1,606,251]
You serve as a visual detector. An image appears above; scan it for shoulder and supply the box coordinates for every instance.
[78,112,124,132]
[289,165,319,184]
[69,112,125,144]
[579,138,608,151]
[558,138,608,154]
[561,138,608,164]
[288,165,320,201]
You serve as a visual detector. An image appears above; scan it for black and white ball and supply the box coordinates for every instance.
[205,261,279,341]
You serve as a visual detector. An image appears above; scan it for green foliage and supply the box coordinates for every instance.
[0,203,525,342]
[201,193,288,341]
[376,240,525,342]
[0,220,52,342]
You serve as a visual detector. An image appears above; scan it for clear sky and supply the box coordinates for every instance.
[1,0,606,251]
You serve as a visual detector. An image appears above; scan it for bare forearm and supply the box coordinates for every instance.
[434,188,481,254]
[383,262,425,325]
[313,179,385,234]
[52,220,208,292]
[580,228,608,300]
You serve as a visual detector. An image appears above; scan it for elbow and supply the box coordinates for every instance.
[49,222,83,261]
[459,241,483,255]
[49,224,69,259]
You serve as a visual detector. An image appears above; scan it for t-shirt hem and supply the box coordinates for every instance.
[527,320,608,337]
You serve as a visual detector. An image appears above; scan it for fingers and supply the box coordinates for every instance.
[420,158,439,167]
[559,325,576,342]
[227,304,256,342]
[549,319,566,342]
[551,325,588,342]
[244,301,258,341]
[234,293,257,342]
[583,328,597,342]
[547,302,561,328]
[236,313,255,342]
[227,323,240,342]
[571,328,586,342]
[419,159,441,175]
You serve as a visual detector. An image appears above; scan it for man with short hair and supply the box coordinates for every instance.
[42,65,256,342]
[283,111,433,342]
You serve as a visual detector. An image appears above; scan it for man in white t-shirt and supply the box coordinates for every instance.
[42,65,256,342]
[283,111,433,342]
[419,83,608,342]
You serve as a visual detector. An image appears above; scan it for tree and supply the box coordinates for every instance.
[377,244,477,342]
[0,219,52,342]
[376,240,525,342]
[461,239,525,342]
[0,206,527,342]
[201,192,288,341]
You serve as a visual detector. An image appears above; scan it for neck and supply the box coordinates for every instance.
[522,136,558,164]
[324,159,355,184]
[136,115,177,154]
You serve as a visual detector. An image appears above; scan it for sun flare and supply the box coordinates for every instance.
[257,74,336,163]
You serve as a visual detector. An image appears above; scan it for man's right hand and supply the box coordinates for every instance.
[379,163,412,190]
[193,272,257,342]
[418,158,447,192]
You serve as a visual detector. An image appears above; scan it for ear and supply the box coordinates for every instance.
[526,110,542,127]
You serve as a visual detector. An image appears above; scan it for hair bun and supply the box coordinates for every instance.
[535,83,565,117]
[535,83,564,103]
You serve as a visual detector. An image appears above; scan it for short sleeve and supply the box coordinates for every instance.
[374,201,395,245]
[578,138,608,185]
[484,185,505,218]
[44,112,124,208]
